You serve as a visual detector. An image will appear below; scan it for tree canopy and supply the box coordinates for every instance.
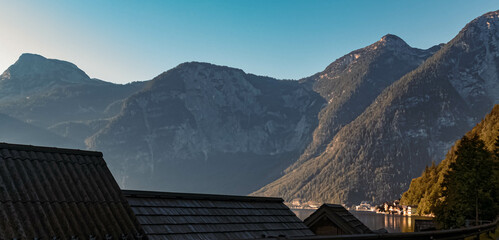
[401,104,499,225]
[433,135,498,229]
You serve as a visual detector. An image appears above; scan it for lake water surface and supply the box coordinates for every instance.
[292,209,433,233]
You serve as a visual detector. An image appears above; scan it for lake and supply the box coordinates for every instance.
[292,209,433,233]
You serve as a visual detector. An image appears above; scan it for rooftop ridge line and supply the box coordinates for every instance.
[123,190,284,203]
[0,142,103,157]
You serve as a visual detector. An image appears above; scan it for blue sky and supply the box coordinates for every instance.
[1,0,498,83]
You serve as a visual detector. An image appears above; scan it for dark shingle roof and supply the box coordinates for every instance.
[304,204,372,235]
[0,143,145,239]
[123,190,314,240]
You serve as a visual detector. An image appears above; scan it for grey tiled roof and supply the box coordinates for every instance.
[0,143,145,239]
[123,190,314,240]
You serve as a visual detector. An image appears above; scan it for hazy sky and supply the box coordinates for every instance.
[1,0,498,84]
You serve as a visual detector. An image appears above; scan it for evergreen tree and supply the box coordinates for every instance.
[494,133,499,198]
[433,135,499,229]
[495,132,499,158]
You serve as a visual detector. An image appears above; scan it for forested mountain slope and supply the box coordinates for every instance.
[254,10,499,204]
[295,34,441,169]
[401,104,499,215]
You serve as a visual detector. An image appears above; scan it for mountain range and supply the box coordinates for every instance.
[253,10,499,204]
[0,10,498,203]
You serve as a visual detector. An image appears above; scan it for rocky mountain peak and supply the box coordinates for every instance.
[474,9,499,25]
[378,34,410,49]
[320,34,425,78]
[458,10,499,40]
[434,10,499,112]
[174,61,246,76]
[176,61,226,69]
[0,54,105,100]
[146,61,251,94]
[318,34,435,87]
[1,53,91,84]
[17,53,47,62]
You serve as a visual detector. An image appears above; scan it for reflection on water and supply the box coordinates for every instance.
[292,209,433,233]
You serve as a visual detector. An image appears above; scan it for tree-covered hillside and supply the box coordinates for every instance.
[401,104,499,215]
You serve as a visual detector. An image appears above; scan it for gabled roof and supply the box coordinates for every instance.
[0,143,145,239]
[303,204,372,235]
[123,190,314,240]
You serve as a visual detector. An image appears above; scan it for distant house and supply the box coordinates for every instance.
[0,143,145,239]
[304,204,373,236]
[291,198,302,207]
[407,205,417,216]
[123,190,315,239]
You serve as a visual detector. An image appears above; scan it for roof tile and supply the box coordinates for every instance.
[124,190,314,239]
[0,143,145,239]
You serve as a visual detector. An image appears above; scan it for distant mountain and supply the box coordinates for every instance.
[401,104,499,215]
[86,62,325,194]
[253,10,499,204]
[0,113,79,148]
[0,54,145,128]
[294,34,441,168]
[0,53,97,98]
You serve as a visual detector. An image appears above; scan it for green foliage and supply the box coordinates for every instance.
[401,105,499,218]
[496,134,499,158]
[433,135,498,229]
[401,161,441,215]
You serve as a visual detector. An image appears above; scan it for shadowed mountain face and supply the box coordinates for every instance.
[86,62,325,194]
[253,10,499,204]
